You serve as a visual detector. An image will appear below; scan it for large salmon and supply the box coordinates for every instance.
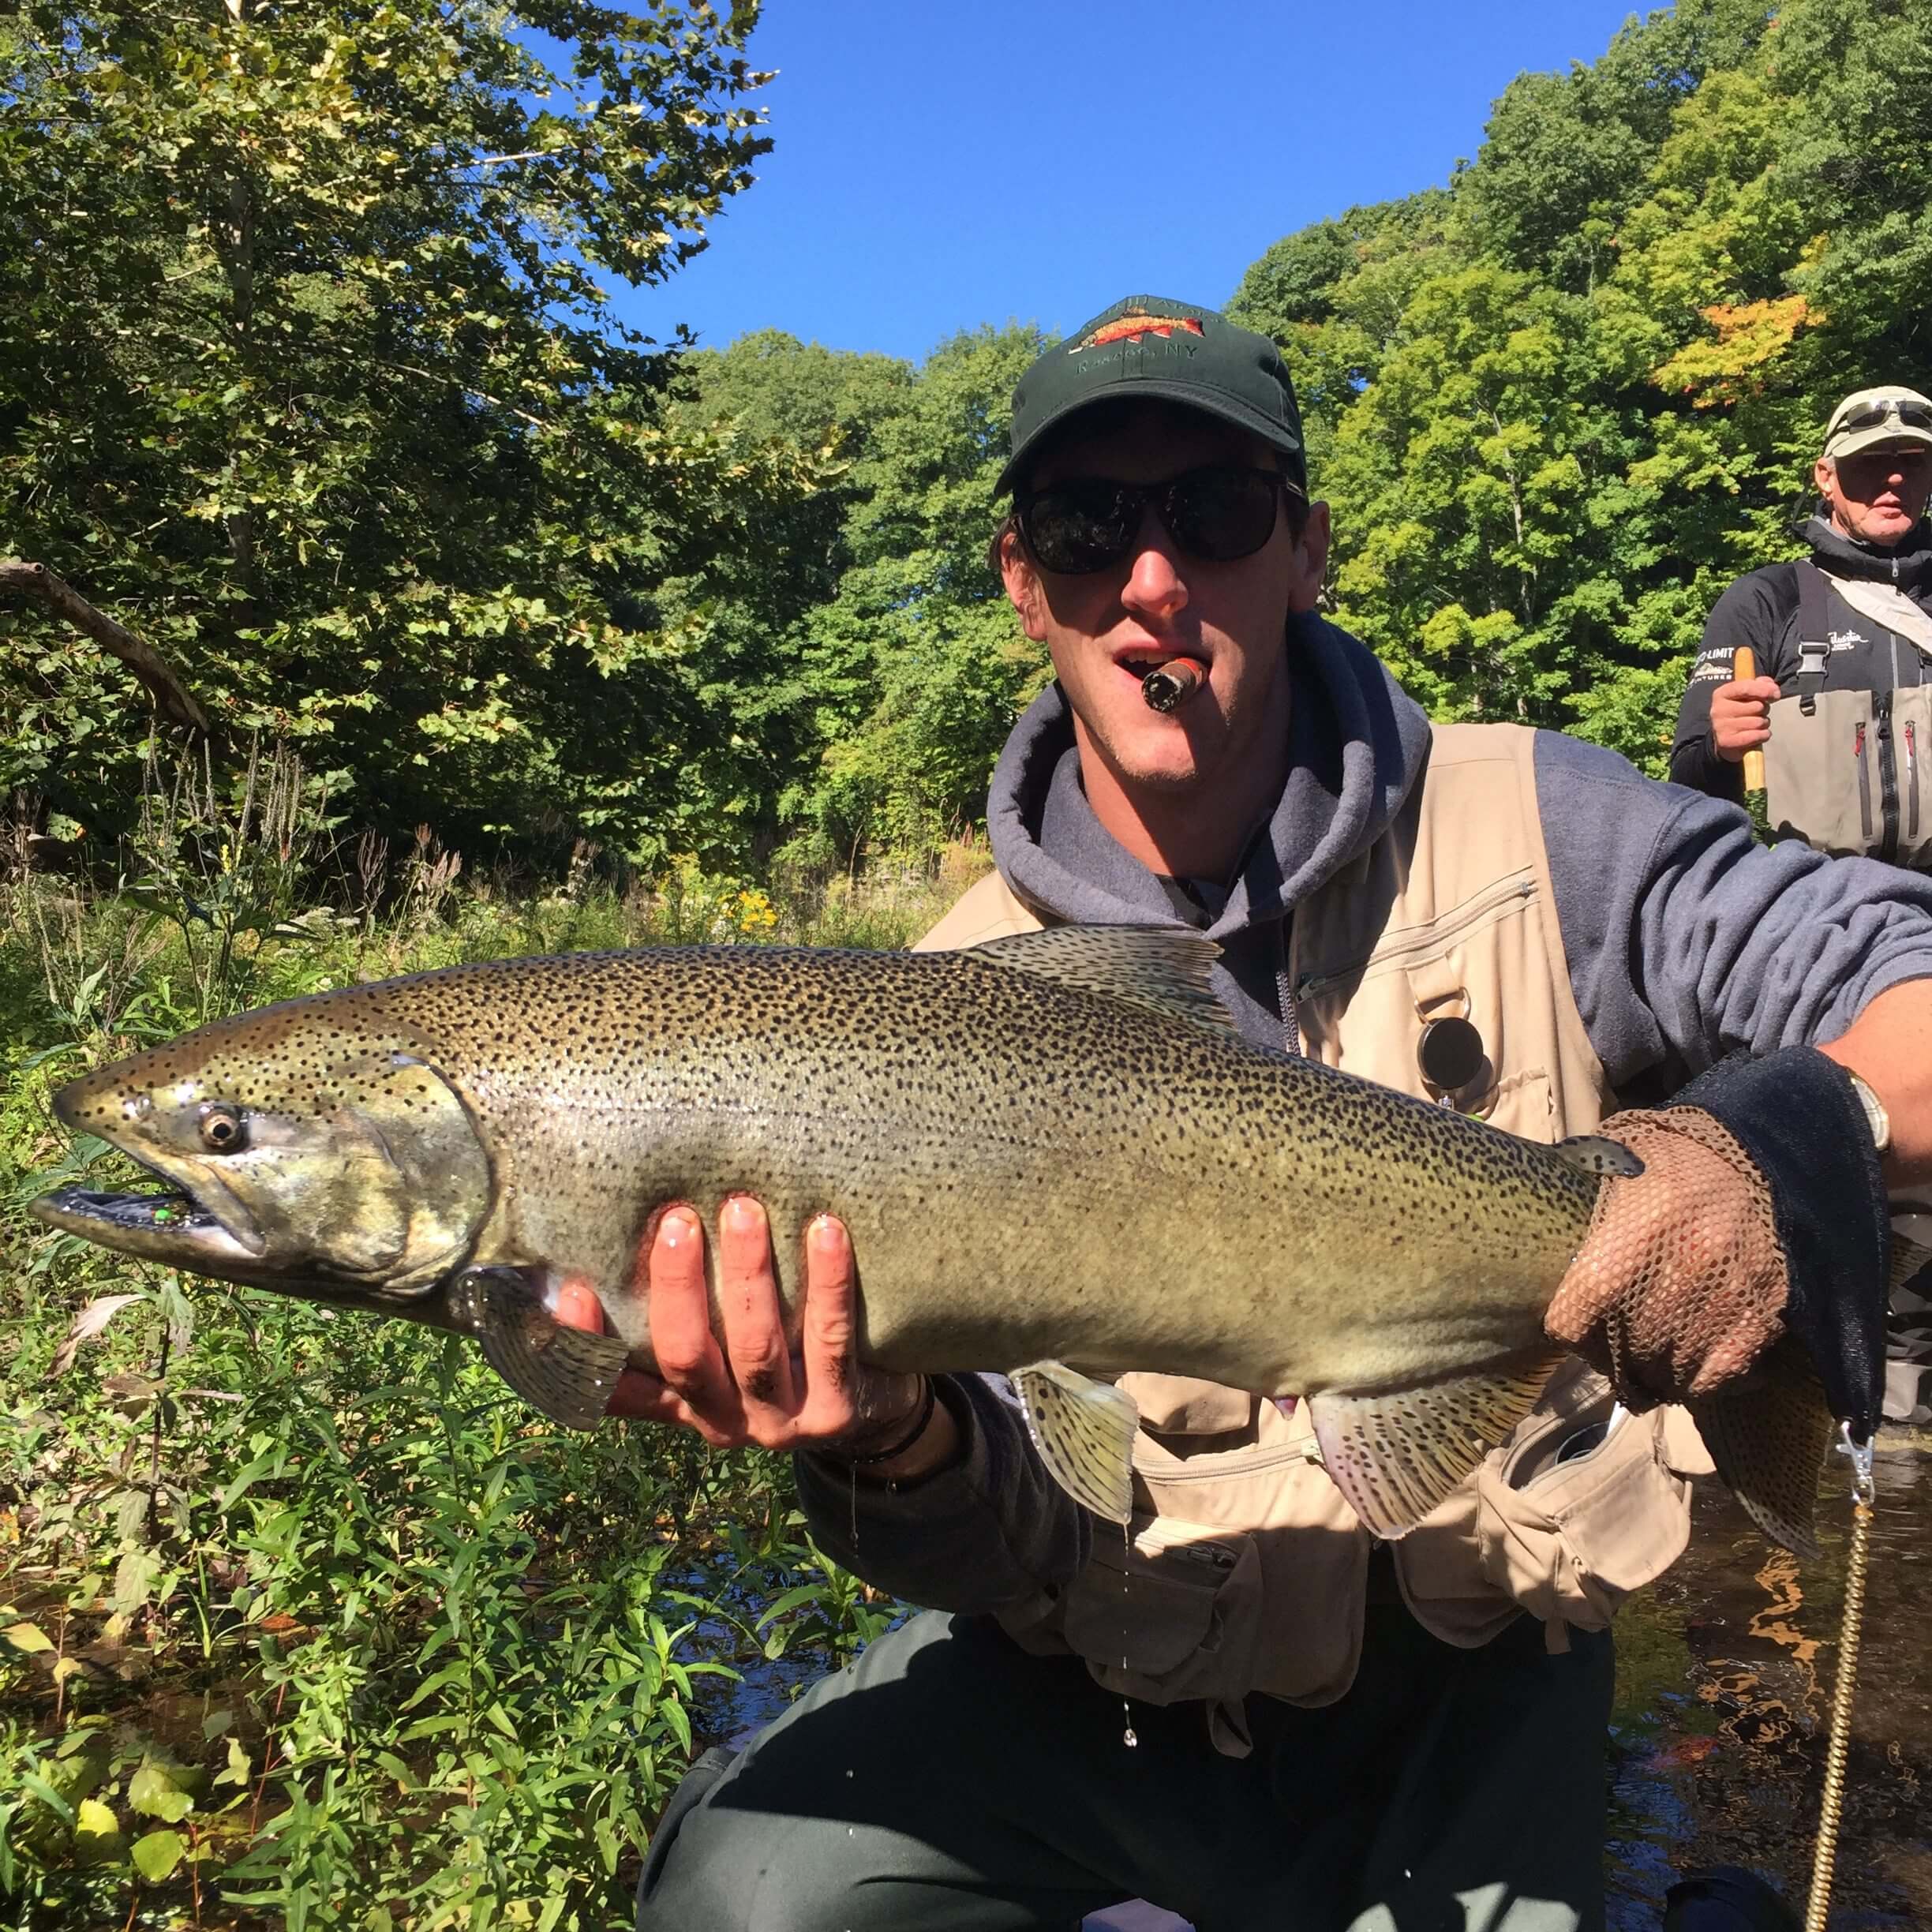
[30,929,1834,1550]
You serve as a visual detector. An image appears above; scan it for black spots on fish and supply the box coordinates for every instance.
[66,944,1594,1305]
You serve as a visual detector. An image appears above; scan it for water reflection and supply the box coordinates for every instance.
[1608,1433,1930,1930]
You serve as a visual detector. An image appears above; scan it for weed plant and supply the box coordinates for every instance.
[0,751,979,1928]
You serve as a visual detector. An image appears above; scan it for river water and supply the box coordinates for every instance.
[1605,1431,1930,1930]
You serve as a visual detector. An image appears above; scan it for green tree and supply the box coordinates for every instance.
[1230,0,1932,774]
[0,0,774,863]
[790,324,1051,864]
[1229,191,1455,472]
[1458,0,1773,291]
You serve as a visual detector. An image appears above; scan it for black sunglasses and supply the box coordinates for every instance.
[1017,466,1301,575]
[1833,398,1932,438]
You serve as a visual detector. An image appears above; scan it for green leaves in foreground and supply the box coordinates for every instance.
[0,1286,884,1927]
[0,889,914,1927]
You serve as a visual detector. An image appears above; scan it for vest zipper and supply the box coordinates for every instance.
[1292,873,1537,1004]
[1856,721,1874,843]
[1133,1438,1329,1487]
[1878,691,1900,863]
[1908,720,1920,841]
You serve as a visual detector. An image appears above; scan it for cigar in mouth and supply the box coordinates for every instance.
[1140,658,1204,713]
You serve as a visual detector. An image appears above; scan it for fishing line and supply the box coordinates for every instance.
[1803,1424,1874,1932]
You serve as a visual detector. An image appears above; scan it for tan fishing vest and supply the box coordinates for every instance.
[916,723,1713,1743]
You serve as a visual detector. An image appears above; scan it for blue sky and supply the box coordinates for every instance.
[611,0,1649,365]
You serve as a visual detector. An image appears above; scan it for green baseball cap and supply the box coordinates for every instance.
[998,294,1307,498]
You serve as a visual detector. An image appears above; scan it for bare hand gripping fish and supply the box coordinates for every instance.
[29,929,1835,1550]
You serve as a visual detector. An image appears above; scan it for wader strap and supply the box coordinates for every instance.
[1798,563,1833,714]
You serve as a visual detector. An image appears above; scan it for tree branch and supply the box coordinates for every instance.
[373,358,553,429]
[0,560,210,734]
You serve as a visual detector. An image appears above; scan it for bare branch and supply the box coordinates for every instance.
[0,560,210,734]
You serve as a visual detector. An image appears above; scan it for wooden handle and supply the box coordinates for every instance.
[1734,646,1766,792]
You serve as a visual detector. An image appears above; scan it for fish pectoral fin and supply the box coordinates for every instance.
[1553,1133,1644,1179]
[451,1266,628,1432]
[969,927,1233,1033]
[1012,1361,1140,1526]
[1687,1339,1833,1560]
[1306,1354,1563,1539]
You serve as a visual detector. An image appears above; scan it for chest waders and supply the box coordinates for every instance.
[1762,564,1932,866]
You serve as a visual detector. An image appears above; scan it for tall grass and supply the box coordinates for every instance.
[0,750,982,1928]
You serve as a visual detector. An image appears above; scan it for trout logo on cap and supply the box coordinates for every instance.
[1073,313,1205,352]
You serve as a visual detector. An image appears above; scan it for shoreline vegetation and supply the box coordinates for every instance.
[0,754,981,1929]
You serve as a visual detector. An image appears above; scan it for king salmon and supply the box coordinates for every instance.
[29,929,1837,1552]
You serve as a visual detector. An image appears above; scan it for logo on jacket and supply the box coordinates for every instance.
[1829,629,1867,650]
[1073,313,1206,352]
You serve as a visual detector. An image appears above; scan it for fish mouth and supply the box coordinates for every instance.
[31,1157,266,1266]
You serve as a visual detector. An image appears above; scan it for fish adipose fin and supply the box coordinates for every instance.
[970,927,1233,1034]
[1553,1134,1644,1178]
[1013,1361,1140,1526]
[1689,1338,1834,1560]
[1307,1354,1564,1538]
[451,1266,628,1431]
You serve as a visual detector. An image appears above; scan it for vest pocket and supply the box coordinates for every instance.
[1294,868,1561,1139]
[1058,1518,1264,1699]
[1039,1413,1373,1709]
[1764,689,1880,857]
[1764,686,1932,867]
[1473,1371,1694,1631]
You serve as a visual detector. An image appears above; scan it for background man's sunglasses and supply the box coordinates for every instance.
[1017,466,1302,575]
[1834,399,1932,436]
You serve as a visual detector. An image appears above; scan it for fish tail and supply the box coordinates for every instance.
[1688,1338,1837,1560]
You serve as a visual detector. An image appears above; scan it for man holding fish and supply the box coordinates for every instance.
[612,301,1932,1931]
[34,300,1932,1930]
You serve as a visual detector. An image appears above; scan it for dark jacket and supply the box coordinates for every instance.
[1670,516,1932,801]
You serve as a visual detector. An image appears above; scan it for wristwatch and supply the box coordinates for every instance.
[1847,1071,1892,1154]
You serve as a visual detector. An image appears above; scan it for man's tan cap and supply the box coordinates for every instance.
[1822,386,1932,462]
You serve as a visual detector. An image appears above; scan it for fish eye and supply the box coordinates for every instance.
[198,1103,249,1155]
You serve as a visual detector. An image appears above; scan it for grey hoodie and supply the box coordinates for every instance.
[795,612,1932,1612]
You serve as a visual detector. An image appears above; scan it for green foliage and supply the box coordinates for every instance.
[12,0,1932,881]
[1228,0,1932,771]
[0,810,939,1927]
[662,323,1051,870]
[0,0,784,866]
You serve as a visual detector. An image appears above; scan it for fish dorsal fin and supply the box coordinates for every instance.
[451,1266,629,1431]
[1689,1338,1833,1561]
[1554,1134,1644,1179]
[1305,1353,1563,1538]
[970,926,1232,1033]
[1012,1361,1140,1525]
